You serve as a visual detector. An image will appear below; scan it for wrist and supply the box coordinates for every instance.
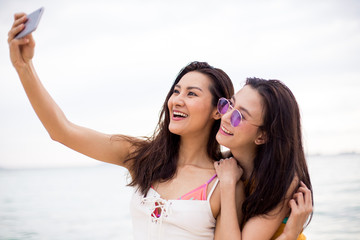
[279,229,299,240]
[220,180,237,190]
[16,61,34,75]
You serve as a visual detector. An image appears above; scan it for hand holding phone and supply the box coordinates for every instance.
[15,7,44,39]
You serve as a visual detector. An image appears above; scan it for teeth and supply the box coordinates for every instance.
[221,125,233,135]
[173,111,188,117]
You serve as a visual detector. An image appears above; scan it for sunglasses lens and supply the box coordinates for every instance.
[231,110,241,127]
[217,98,229,114]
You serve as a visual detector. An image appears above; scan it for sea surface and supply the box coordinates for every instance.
[0,154,359,240]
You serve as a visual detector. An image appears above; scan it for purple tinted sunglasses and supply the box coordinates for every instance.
[217,98,260,127]
[217,98,243,127]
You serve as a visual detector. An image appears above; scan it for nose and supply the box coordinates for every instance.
[221,105,234,123]
[172,93,185,107]
[222,108,232,121]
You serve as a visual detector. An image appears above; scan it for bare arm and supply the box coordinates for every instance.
[214,158,311,240]
[241,181,312,240]
[214,158,244,240]
[275,182,313,240]
[8,13,135,168]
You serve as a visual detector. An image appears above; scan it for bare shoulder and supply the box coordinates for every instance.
[110,134,144,151]
[109,134,146,169]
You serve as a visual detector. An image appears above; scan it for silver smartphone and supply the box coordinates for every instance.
[15,7,44,39]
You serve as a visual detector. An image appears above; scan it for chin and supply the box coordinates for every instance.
[215,131,221,141]
[216,132,230,148]
[168,125,182,135]
[216,132,224,144]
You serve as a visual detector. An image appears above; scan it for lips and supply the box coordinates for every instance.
[172,110,188,120]
[220,125,233,135]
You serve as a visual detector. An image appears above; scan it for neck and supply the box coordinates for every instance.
[178,134,212,168]
[231,145,257,181]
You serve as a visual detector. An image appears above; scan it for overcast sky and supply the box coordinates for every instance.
[1,0,359,168]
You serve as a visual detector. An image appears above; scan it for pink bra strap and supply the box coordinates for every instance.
[203,174,218,199]
[177,174,218,200]
[207,174,217,184]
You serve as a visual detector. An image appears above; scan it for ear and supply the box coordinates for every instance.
[212,108,221,120]
[255,130,267,145]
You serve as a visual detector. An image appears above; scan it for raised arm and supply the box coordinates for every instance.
[8,13,134,168]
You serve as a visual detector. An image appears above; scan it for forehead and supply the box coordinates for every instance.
[177,71,212,89]
[234,85,264,116]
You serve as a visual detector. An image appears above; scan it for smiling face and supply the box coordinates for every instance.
[216,85,265,152]
[167,71,219,138]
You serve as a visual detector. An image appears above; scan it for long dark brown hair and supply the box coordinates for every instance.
[242,78,313,225]
[123,61,234,195]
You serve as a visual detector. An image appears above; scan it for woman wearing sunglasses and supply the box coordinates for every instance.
[214,78,313,240]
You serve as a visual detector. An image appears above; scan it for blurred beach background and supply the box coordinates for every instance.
[0,154,359,240]
[1,0,359,239]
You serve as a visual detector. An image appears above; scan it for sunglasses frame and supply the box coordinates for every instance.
[217,97,260,128]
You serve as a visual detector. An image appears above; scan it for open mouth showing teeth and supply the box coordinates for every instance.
[173,111,188,118]
[221,125,233,135]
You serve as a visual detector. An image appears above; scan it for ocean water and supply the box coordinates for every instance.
[0,154,359,240]
[305,154,360,239]
[0,165,133,240]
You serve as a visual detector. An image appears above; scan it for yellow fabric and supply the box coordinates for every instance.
[271,223,306,240]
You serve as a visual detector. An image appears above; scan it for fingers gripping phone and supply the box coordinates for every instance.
[15,7,44,39]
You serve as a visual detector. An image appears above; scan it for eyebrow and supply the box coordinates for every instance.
[231,96,252,117]
[175,84,203,92]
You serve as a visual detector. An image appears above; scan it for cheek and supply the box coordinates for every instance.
[195,101,214,116]
[167,97,173,110]
[234,126,258,142]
